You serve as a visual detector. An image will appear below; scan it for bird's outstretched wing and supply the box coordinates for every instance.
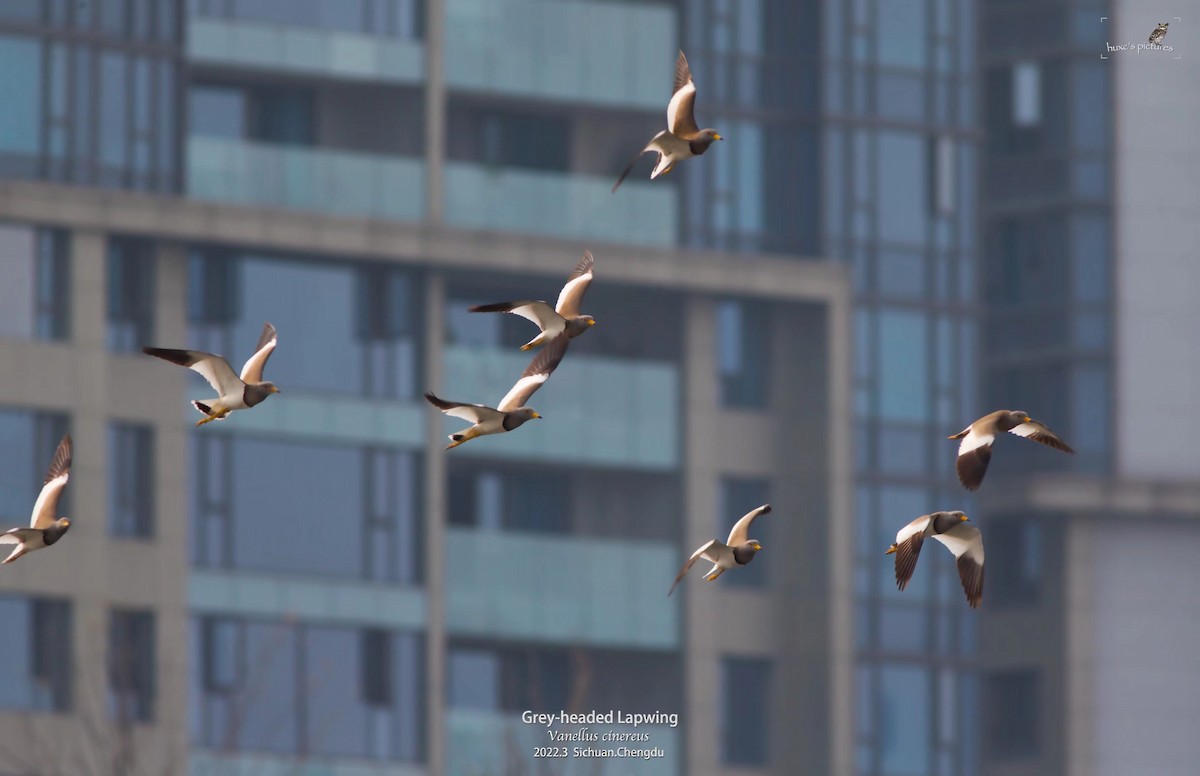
[555,251,594,318]
[932,523,985,608]
[668,539,721,596]
[1009,420,1075,454]
[424,393,503,425]
[469,300,560,333]
[667,50,699,137]
[143,347,243,396]
[239,322,278,384]
[496,336,569,412]
[30,435,71,530]
[726,504,772,546]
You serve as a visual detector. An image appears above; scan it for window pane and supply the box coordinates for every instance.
[1012,60,1042,127]
[880,665,932,775]
[720,657,770,765]
[0,35,42,158]
[109,609,156,723]
[108,423,155,538]
[878,310,929,421]
[878,132,927,245]
[107,238,155,352]
[189,86,247,139]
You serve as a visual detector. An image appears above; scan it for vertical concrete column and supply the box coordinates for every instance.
[1064,515,1096,776]
[150,240,192,772]
[424,0,447,225]
[680,296,721,776]
[826,293,856,776]
[422,272,447,775]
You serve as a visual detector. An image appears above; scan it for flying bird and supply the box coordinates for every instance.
[469,251,596,351]
[1149,22,1168,45]
[612,50,723,193]
[1,435,73,564]
[668,504,770,596]
[425,336,568,449]
[948,410,1074,490]
[886,511,984,608]
[143,322,280,427]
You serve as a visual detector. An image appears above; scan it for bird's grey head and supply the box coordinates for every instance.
[508,407,542,428]
[732,540,762,565]
[245,381,281,407]
[931,511,969,534]
[567,316,597,337]
[1003,409,1033,428]
[43,518,71,546]
[692,129,723,152]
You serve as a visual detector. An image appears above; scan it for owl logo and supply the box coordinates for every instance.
[1149,22,1169,45]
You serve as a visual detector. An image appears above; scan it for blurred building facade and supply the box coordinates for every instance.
[977,2,1200,776]
[0,2,853,776]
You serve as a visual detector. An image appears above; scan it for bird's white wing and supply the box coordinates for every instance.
[143,347,243,396]
[667,50,699,137]
[956,426,994,456]
[954,425,996,491]
[239,322,278,384]
[1009,421,1076,454]
[932,523,985,608]
[726,504,772,546]
[469,300,561,333]
[895,513,932,544]
[30,435,71,530]
[424,393,503,425]
[554,251,594,318]
[668,538,723,596]
[496,336,569,412]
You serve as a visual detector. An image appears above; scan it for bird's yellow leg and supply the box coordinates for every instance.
[445,427,481,449]
[195,409,229,427]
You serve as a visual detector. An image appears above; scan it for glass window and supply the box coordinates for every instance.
[716,299,770,409]
[0,225,70,341]
[720,656,770,766]
[986,518,1047,608]
[718,478,771,588]
[0,597,72,713]
[984,669,1039,760]
[877,0,926,68]
[0,410,71,525]
[880,665,931,775]
[192,436,421,581]
[109,423,155,539]
[448,648,500,710]
[201,617,241,693]
[109,609,156,723]
[1012,60,1041,127]
[107,238,155,352]
[878,132,927,245]
[0,34,42,161]
[251,86,315,146]
[878,310,929,422]
[188,253,419,399]
[99,50,129,177]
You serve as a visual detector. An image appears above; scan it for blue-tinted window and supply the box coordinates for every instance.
[0,596,72,712]
[0,410,71,525]
[878,310,929,422]
[986,518,1046,608]
[877,2,927,68]
[448,648,501,710]
[719,478,771,588]
[109,609,156,723]
[984,669,1040,760]
[716,299,770,409]
[189,85,247,139]
[109,423,155,539]
[720,656,770,766]
[188,253,419,399]
[1012,60,1042,127]
[107,238,155,352]
[447,466,569,534]
[878,132,927,245]
[193,618,424,761]
[0,34,42,164]
[0,225,70,341]
[192,435,421,581]
[880,665,932,774]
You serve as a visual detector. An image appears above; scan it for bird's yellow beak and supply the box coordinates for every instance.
[531,412,542,419]
[272,386,281,394]
[753,542,762,551]
[588,319,596,326]
[885,544,897,555]
[1023,416,1031,422]
[960,515,970,522]
[714,133,724,140]
[61,519,70,527]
